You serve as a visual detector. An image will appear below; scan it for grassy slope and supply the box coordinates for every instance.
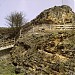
[0,53,24,75]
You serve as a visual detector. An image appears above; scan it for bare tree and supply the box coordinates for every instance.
[6,12,27,37]
[6,12,26,28]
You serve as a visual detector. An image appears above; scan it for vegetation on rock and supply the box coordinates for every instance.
[30,5,75,25]
[10,5,75,75]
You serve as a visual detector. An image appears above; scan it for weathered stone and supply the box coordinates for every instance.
[10,5,75,75]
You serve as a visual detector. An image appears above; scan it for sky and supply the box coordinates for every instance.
[0,0,74,27]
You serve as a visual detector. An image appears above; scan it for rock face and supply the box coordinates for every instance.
[10,5,75,75]
[11,31,75,75]
[31,5,75,25]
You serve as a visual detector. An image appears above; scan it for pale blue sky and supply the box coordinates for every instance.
[0,0,74,27]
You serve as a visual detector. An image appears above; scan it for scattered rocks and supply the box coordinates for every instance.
[15,67,21,74]
[30,5,75,25]
[10,5,75,75]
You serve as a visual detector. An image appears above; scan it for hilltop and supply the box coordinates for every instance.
[30,5,75,25]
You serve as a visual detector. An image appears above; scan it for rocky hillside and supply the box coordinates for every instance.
[30,5,75,25]
[11,30,75,75]
[22,5,75,34]
[10,5,75,75]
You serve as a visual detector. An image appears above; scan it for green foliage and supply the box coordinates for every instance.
[0,56,24,75]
